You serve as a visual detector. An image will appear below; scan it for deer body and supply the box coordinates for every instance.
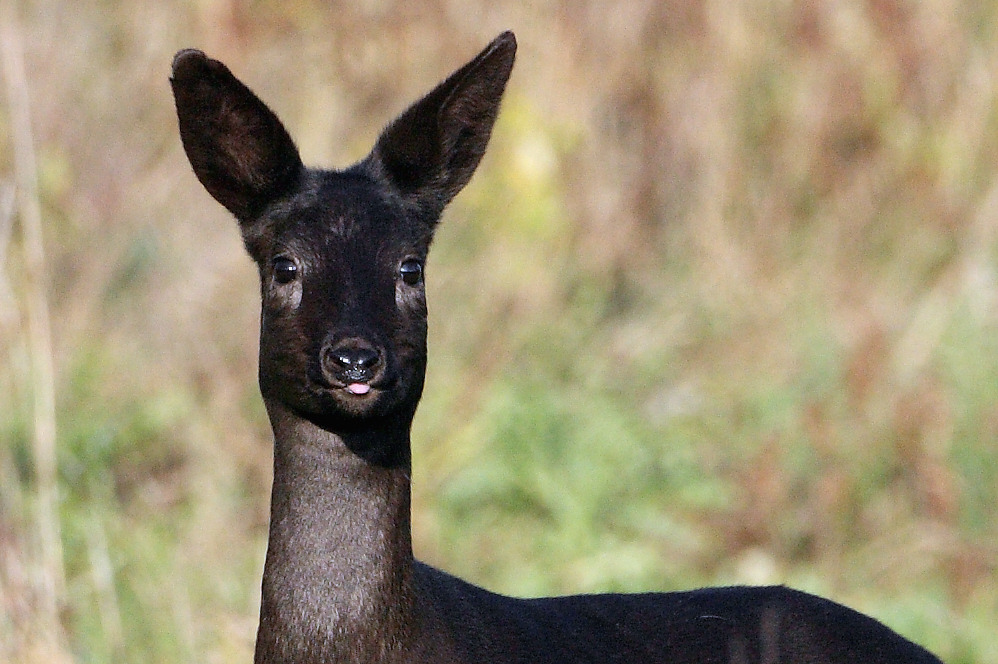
[171,32,943,664]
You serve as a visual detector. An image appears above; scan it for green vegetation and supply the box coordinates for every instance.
[2,1,996,662]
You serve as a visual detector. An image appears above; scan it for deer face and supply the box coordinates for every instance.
[249,171,433,429]
[171,34,515,462]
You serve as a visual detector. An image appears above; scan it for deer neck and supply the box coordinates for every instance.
[254,400,417,663]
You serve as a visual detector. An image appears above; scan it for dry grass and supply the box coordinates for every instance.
[1,0,996,661]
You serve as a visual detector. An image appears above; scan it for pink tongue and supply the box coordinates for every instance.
[346,383,371,395]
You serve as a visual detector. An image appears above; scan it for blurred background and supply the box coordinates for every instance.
[2,0,996,661]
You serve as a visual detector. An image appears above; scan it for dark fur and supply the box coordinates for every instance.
[171,32,943,664]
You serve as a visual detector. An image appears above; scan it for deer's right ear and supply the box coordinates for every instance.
[171,50,303,221]
[364,31,516,218]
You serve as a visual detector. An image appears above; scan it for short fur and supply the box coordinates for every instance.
[171,32,943,664]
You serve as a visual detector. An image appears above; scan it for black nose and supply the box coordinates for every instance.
[332,346,380,372]
[321,339,383,384]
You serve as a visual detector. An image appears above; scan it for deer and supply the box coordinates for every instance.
[170,31,943,664]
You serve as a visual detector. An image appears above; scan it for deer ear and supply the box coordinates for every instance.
[171,50,303,221]
[365,31,516,216]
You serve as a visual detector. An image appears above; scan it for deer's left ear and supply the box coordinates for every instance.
[364,31,517,216]
[171,50,303,222]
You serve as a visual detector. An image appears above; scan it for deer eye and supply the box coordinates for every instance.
[399,259,423,286]
[273,257,298,284]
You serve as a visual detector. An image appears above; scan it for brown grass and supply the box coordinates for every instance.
[1,0,996,661]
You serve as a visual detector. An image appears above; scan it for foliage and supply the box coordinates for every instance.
[2,1,996,662]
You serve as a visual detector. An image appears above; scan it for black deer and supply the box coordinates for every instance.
[171,31,943,664]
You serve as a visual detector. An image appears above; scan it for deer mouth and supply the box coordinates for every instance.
[302,350,409,418]
[338,365,378,395]
[333,368,388,397]
[316,376,383,399]
[318,373,398,402]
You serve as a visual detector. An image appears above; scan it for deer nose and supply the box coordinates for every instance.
[321,338,383,385]
[332,346,380,371]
